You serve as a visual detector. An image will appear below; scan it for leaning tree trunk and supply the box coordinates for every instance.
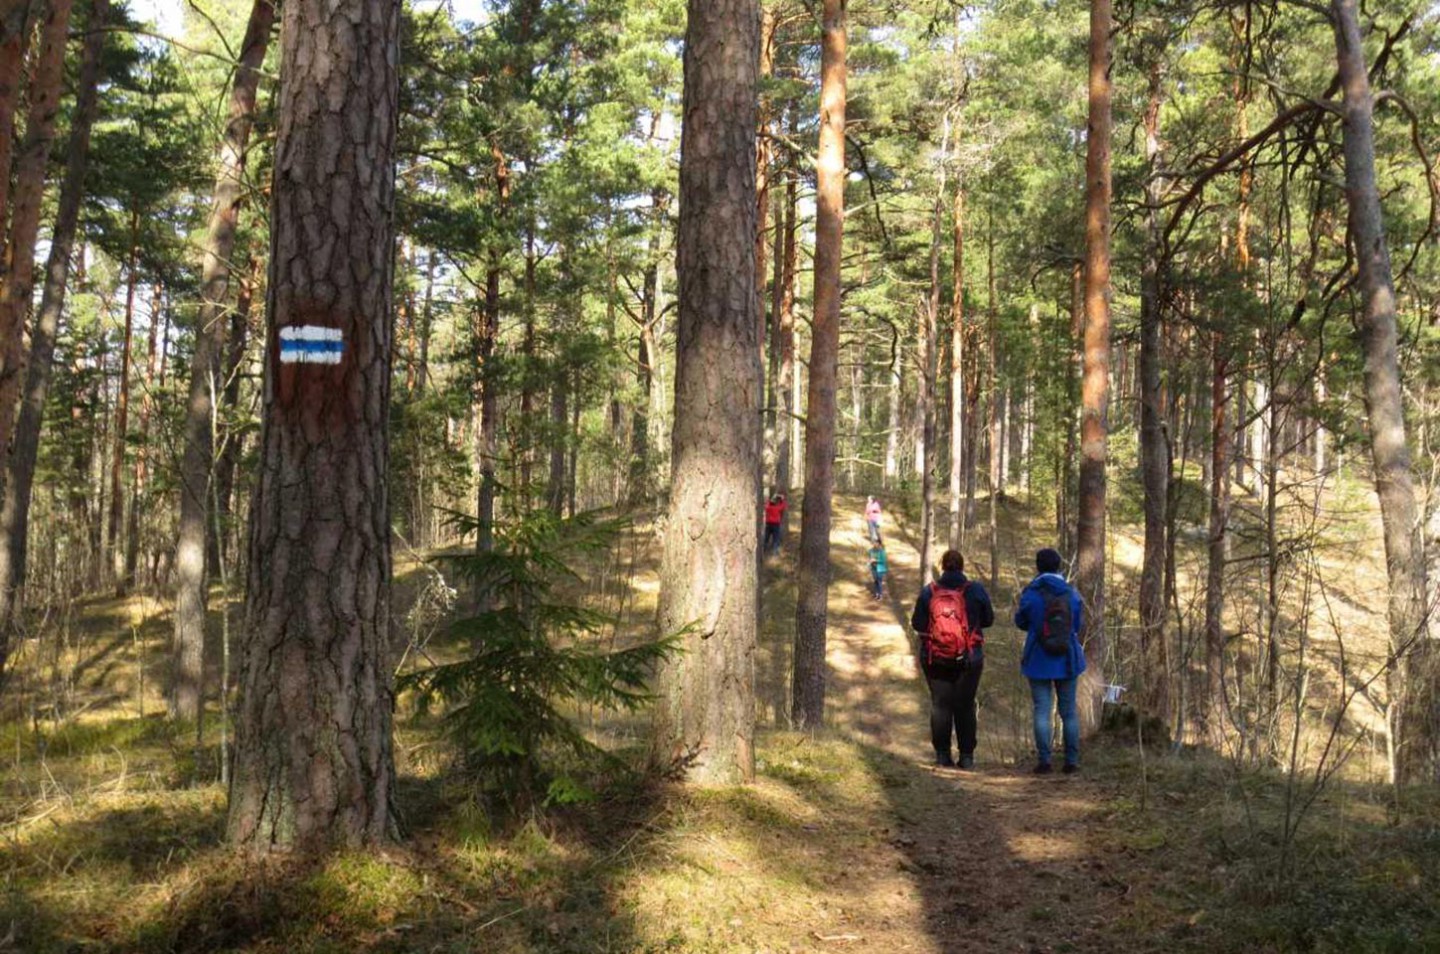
[1138,59,1170,723]
[652,0,761,786]
[0,0,106,657]
[1331,0,1432,782]
[1075,0,1112,729]
[0,0,72,481]
[172,0,275,724]
[227,0,401,850]
[792,0,846,730]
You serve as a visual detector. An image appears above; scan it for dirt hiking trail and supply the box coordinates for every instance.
[756,498,1154,953]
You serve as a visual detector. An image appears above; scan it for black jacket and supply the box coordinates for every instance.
[911,569,995,644]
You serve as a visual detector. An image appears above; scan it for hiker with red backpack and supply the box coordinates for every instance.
[1015,548,1087,774]
[910,549,994,769]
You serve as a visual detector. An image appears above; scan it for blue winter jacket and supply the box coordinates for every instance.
[1015,572,1087,680]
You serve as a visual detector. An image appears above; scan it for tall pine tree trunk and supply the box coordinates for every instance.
[1331,0,1432,782]
[775,172,797,498]
[0,0,72,469]
[172,0,274,723]
[652,0,760,784]
[918,190,942,582]
[227,0,401,849]
[1138,59,1170,722]
[109,226,138,593]
[0,0,33,249]
[1076,0,1112,727]
[0,0,105,661]
[1204,337,1229,741]
[792,0,846,730]
[949,185,965,548]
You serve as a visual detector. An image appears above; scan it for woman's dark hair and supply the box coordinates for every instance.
[940,549,964,573]
[1036,548,1062,573]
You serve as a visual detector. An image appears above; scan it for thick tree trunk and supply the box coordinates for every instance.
[1331,0,1432,782]
[653,0,760,784]
[0,0,33,250]
[792,0,846,730]
[0,0,72,468]
[949,185,965,547]
[1076,0,1112,727]
[1138,60,1170,722]
[0,0,105,657]
[172,0,275,724]
[227,0,401,849]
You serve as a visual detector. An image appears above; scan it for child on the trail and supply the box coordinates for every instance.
[865,495,883,545]
[1015,548,1087,774]
[868,543,888,600]
[763,492,787,555]
[911,549,994,770]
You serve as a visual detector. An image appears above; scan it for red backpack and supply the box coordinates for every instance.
[925,583,980,665]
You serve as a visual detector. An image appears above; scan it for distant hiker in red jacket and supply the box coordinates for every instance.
[763,492,787,555]
[865,495,883,545]
[911,549,995,769]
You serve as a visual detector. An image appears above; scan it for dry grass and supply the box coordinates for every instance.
[1,487,1437,952]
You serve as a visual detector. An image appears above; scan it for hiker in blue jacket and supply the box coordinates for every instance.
[911,549,994,770]
[1015,548,1087,774]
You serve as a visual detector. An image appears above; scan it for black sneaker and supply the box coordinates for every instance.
[935,755,956,769]
[1033,762,1053,775]
[1062,763,1079,775]
[958,755,975,771]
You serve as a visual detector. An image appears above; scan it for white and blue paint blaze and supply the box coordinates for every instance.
[279,325,344,365]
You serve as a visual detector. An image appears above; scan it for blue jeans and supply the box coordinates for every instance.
[871,570,885,598]
[1030,677,1079,767]
[867,520,881,544]
[763,523,781,554]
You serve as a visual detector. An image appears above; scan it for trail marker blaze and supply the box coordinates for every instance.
[279,325,344,365]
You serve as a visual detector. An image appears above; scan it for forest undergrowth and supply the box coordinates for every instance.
[0,493,1437,953]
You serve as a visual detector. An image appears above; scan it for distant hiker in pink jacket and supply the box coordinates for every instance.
[865,496,883,545]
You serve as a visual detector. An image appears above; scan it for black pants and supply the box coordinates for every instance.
[925,656,984,760]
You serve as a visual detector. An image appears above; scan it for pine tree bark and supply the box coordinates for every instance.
[653,0,760,784]
[0,0,104,671]
[0,0,72,466]
[1076,0,1112,727]
[792,0,846,730]
[172,0,274,724]
[0,0,33,251]
[1330,0,1432,781]
[1138,59,1170,722]
[227,0,401,849]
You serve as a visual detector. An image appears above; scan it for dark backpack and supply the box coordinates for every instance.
[1039,588,1073,656]
[926,583,980,665]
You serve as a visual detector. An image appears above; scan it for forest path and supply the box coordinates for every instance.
[777,496,1136,953]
